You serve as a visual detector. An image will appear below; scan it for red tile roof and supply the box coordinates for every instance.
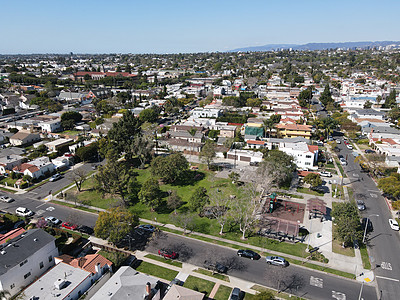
[276,124,312,131]
[298,171,319,177]
[58,253,113,274]
[0,228,25,244]
[247,140,265,145]
[13,163,39,173]
[308,145,319,152]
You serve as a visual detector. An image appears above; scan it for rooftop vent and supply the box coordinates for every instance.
[0,250,6,255]
[54,279,67,290]
[34,238,38,242]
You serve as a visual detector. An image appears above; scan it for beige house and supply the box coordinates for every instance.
[9,131,40,146]
[164,284,204,300]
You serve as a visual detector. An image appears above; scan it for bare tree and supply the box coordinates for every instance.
[69,169,87,192]
[209,189,232,235]
[167,190,182,214]
[170,212,195,234]
[232,183,262,240]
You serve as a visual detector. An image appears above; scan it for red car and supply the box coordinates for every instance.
[158,248,178,259]
[62,222,77,230]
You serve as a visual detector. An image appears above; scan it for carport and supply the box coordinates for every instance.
[307,198,327,219]
[259,216,300,242]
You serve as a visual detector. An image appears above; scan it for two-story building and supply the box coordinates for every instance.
[276,124,312,139]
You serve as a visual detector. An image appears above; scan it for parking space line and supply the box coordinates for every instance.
[376,275,399,282]
[36,203,47,208]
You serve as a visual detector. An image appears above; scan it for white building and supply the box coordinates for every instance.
[226,149,263,163]
[279,143,319,170]
[40,119,62,133]
[0,229,58,298]
[0,154,23,174]
[191,107,222,119]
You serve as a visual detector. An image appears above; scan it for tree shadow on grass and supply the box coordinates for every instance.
[172,170,205,186]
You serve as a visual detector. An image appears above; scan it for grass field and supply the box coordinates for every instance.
[136,261,179,281]
[194,268,230,281]
[183,276,215,297]
[213,285,233,300]
[144,254,182,268]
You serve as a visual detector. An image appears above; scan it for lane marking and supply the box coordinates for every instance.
[46,206,55,211]
[376,275,400,282]
[381,262,393,271]
[310,276,323,288]
[332,291,346,300]
[36,203,47,209]
[370,193,377,198]
[36,209,45,216]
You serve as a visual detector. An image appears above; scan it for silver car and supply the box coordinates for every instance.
[356,200,366,211]
[265,256,289,267]
[0,196,14,203]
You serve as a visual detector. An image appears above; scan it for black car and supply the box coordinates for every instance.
[365,149,376,154]
[77,225,94,235]
[338,154,344,159]
[237,249,261,260]
[204,260,228,273]
[362,218,373,233]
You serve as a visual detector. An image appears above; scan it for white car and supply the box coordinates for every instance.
[49,173,62,182]
[0,195,14,203]
[340,159,347,165]
[336,140,341,144]
[389,219,399,231]
[347,144,353,150]
[45,216,62,226]
[15,207,34,217]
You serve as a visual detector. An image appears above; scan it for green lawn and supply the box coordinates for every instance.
[347,187,354,202]
[194,268,230,281]
[183,275,215,297]
[331,184,344,199]
[360,244,371,269]
[144,254,182,267]
[136,261,179,281]
[251,284,306,300]
[0,187,16,193]
[213,285,232,300]
[50,200,100,214]
[335,159,347,178]
[296,187,324,196]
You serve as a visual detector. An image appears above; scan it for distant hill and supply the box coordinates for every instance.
[229,41,400,52]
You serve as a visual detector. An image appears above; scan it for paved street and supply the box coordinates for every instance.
[145,232,377,299]
[338,139,400,299]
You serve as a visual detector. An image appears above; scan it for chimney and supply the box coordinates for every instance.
[95,262,101,274]
[145,282,152,299]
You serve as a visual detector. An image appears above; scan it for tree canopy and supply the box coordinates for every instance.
[138,178,162,210]
[258,150,296,188]
[150,153,189,183]
[199,140,216,169]
[331,202,362,247]
[108,111,142,154]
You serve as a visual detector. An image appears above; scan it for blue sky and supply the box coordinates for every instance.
[1,0,399,54]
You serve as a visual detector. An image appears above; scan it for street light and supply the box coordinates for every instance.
[362,214,379,244]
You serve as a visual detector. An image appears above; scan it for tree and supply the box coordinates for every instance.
[298,87,313,107]
[304,173,322,188]
[150,153,189,183]
[232,183,261,240]
[257,150,296,189]
[319,84,333,106]
[69,169,87,192]
[94,207,139,244]
[208,129,219,141]
[331,202,362,247]
[94,158,138,206]
[199,140,216,169]
[187,128,198,160]
[188,187,209,212]
[378,173,400,200]
[170,212,195,234]
[139,108,159,123]
[129,136,154,168]
[138,178,162,211]
[75,142,99,162]
[387,107,400,124]
[246,98,262,107]
[228,172,240,184]
[363,100,372,109]
[263,115,281,139]
[209,189,232,235]
[61,111,83,123]
[383,89,397,108]
[167,190,182,214]
[108,111,142,154]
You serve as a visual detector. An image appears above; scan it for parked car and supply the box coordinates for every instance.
[62,222,77,230]
[77,225,94,235]
[340,158,347,165]
[346,144,353,150]
[124,255,138,267]
[45,216,62,226]
[204,260,228,273]
[319,171,332,177]
[158,248,178,259]
[316,141,324,146]
[237,249,261,260]
[0,196,14,203]
[13,220,26,229]
[365,149,376,154]
[138,224,155,232]
[389,219,399,231]
[265,256,289,267]
[336,140,341,144]
[49,173,62,182]
[230,287,241,300]
[361,218,373,233]
[356,200,366,211]
[15,207,34,217]
[338,154,344,159]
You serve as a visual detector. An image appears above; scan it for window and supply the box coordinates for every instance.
[39,262,44,269]
[10,283,15,289]
[48,256,52,262]
[24,272,31,279]
[305,162,311,166]
[306,155,312,158]
[20,259,28,267]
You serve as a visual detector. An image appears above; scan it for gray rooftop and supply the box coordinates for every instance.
[371,126,400,134]
[90,266,159,300]
[0,229,56,276]
[355,109,385,116]
[0,146,26,157]
[22,262,90,300]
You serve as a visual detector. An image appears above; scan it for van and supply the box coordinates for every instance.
[230,287,241,300]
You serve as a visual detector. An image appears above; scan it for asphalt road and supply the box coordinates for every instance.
[338,139,400,299]
[145,232,376,299]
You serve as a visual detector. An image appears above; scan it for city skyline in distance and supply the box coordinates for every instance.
[1,0,400,54]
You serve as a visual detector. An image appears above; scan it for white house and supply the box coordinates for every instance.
[0,154,23,174]
[278,142,319,170]
[226,149,263,163]
[191,107,222,118]
[0,229,59,298]
[13,156,55,179]
[40,119,62,133]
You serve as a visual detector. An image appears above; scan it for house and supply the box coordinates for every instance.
[191,107,222,118]
[167,130,204,144]
[40,119,62,133]
[90,266,161,300]
[162,139,202,153]
[226,149,263,163]
[0,154,23,174]
[52,155,73,170]
[44,138,74,152]
[9,131,41,146]
[13,157,55,179]
[164,284,204,300]
[276,124,312,139]
[0,229,59,298]
[279,143,319,170]
[21,252,112,300]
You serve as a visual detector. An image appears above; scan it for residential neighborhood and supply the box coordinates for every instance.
[1,47,400,300]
